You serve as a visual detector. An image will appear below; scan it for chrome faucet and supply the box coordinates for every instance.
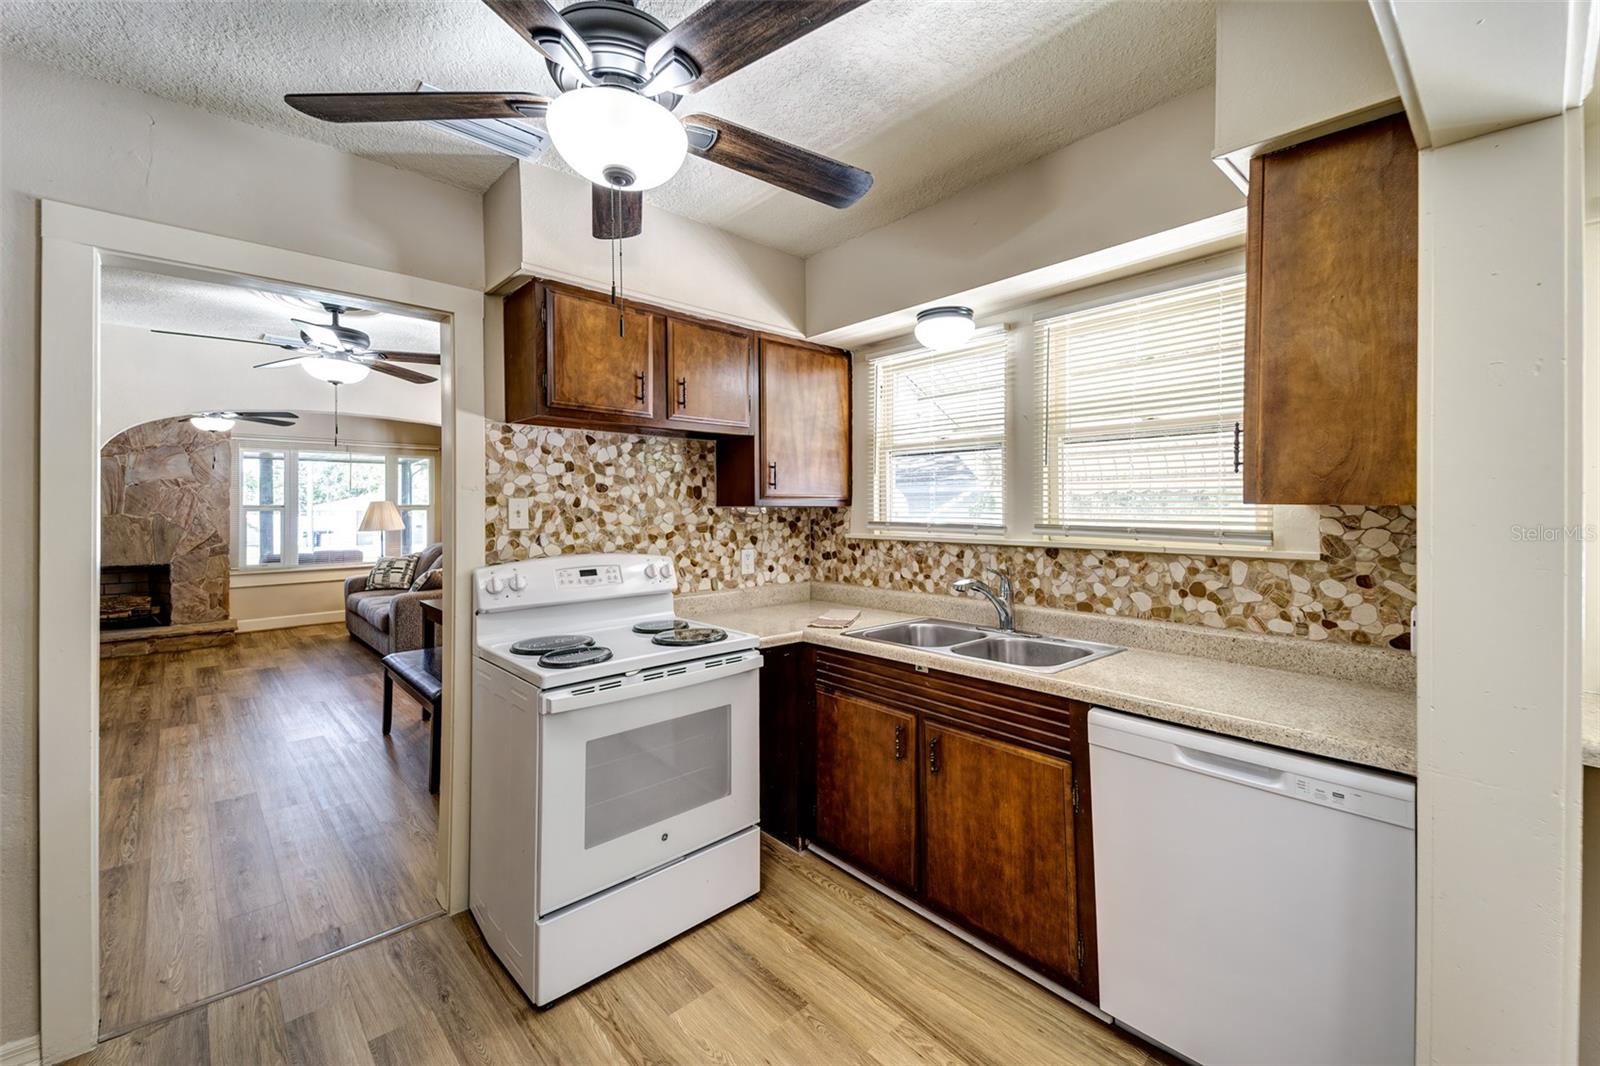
[952,569,1015,631]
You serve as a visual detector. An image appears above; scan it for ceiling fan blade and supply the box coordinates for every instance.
[151,328,288,348]
[229,411,300,419]
[371,351,442,365]
[683,114,872,209]
[482,0,593,71]
[253,356,315,370]
[645,0,867,94]
[592,184,643,240]
[369,361,439,386]
[235,416,299,427]
[285,91,549,123]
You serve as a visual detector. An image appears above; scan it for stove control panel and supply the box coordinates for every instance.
[474,553,678,614]
[555,564,622,589]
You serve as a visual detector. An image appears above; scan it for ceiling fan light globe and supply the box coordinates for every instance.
[546,86,687,191]
[914,306,977,350]
[300,358,371,385]
[189,415,236,433]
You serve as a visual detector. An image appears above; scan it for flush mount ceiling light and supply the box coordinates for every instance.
[545,86,687,190]
[915,306,976,350]
[299,355,371,385]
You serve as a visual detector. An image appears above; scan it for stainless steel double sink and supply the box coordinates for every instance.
[843,618,1122,673]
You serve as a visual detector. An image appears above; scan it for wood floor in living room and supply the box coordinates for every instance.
[97,623,440,1035]
[74,839,1165,1066]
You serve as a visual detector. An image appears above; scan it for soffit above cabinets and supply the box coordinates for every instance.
[3,0,1216,257]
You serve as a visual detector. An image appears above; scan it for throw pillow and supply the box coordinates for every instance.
[409,566,443,592]
[367,554,420,591]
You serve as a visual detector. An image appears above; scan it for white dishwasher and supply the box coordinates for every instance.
[1088,708,1415,1066]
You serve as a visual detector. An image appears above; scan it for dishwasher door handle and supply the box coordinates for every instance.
[1172,745,1287,789]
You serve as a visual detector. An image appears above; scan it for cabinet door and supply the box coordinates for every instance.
[923,724,1080,982]
[814,689,916,890]
[1244,113,1416,504]
[545,287,658,419]
[667,318,752,430]
[760,340,849,501]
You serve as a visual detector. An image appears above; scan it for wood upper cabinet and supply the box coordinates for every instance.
[813,689,917,891]
[665,318,753,430]
[1244,113,1417,505]
[923,724,1080,982]
[715,336,851,506]
[545,285,659,420]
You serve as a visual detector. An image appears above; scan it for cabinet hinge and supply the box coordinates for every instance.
[1071,779,1080,815]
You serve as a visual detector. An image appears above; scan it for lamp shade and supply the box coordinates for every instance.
[359,500,404,532]
[301,357,371,385]
[545,86,688,191]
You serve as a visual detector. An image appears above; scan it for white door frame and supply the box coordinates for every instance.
[37,201,485,1063]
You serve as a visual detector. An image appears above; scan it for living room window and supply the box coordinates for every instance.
[233,444,437,570]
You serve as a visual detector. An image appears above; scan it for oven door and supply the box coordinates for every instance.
[536,655,760,915]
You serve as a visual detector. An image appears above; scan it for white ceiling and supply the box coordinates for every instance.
[2,0,1216,257]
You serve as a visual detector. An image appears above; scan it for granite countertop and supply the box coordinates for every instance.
[687,598,1418,776]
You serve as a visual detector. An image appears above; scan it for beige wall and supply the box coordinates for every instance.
[0,57,482,1046]
[802,88,1242,339]
[1213,0,1399,158]
[230,569,363,630]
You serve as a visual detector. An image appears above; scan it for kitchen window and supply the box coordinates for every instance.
[233,444,438,569]
[865,328,1010,530]
[853,254,1318,557]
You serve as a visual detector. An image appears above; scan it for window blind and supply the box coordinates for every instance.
[867,328,1009,529]
[1034,274,1271,543]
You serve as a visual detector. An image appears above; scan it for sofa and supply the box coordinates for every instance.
[344,543,443,655]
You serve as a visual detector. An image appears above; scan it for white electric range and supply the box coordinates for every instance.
[469,553,762,1006]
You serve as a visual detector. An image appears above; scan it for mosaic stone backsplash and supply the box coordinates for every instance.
[485,424,1416,648]
[811,507,1416,649]
[485,423,812,591]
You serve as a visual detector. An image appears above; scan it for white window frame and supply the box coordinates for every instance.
[230,438,440,572]
[851,252,1322,560]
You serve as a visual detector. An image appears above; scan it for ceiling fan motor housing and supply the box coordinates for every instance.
[545,0,682,109]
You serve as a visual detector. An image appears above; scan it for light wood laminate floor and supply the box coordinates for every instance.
[76,839,1166,1066]
[98,623,440,1035]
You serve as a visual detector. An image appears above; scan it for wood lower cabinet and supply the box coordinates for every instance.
[806,649,1098,1000]
[758,644,813,850]
[717,336,850,506]
[923,724,1080,982]
[666,318,753,431]
[813,689,917,891]
[1244,113,1417,504]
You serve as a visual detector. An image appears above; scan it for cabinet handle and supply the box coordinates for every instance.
[893,723,905,761]
[634,371,646,404]
[928,735,941,775]
[1233,421,1242,473]
[767,461,778,490]
[677,377,687,409]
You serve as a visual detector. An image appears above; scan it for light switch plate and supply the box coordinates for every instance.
[508,498,531,531]
[740,547,756,575]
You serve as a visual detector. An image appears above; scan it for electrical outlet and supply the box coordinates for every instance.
[740,547,756,575]
[508,498,531,531]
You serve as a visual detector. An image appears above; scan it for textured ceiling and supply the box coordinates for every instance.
[101,266,444,353]
[4,0,1216,257]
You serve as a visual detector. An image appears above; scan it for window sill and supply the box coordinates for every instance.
[848,507,1323,561]
[230,564,372,587]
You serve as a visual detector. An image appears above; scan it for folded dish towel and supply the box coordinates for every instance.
[809,609,861,629]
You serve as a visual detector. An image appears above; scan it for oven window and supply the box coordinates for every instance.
[584,704,733,849]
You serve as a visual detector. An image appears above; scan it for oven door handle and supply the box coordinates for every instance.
[539,651,763,714]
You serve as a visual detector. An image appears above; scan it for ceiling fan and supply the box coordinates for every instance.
[284,0,875,240]
[187,410,299,432]
[154,304,440,386]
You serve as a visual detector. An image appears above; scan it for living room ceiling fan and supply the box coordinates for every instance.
[187,410,300,432]
[284,0,875,240]
[155,304,440,386]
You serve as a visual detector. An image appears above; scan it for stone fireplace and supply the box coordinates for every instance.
[100,417,236,655]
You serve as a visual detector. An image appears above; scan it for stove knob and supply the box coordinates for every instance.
[509,573,527,592]
[643,563,658,579]
[485,575,505,595]
[661,564,674,581]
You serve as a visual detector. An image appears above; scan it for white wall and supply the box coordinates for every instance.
[486,161,807,334]
[802,88,1242,339]
[0,56,483,1048]
[100,325,442,444]
[1213,0,1399,159]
